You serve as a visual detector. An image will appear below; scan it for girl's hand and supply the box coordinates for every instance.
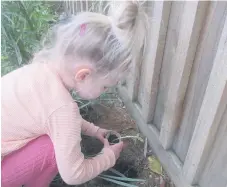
[95,128,109,143]
[103,139,125,160]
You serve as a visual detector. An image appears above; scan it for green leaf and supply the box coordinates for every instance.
[99,174,146,182]
[109,168,126,177]
[148,156,162,175]
[79,101,93,109]
[1,56,8,60]
[98,176,138,187]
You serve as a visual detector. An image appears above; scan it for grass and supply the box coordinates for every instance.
[1,1,58,76]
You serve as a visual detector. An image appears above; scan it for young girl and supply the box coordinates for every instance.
[1,1,147,186]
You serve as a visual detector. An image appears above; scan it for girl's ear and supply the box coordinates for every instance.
[75,68,91,82]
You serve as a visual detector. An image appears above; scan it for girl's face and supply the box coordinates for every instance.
[75,72,118,100]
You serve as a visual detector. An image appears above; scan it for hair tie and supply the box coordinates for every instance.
[79,24,87,36]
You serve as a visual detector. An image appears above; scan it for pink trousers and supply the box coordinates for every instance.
[1,135,58,187]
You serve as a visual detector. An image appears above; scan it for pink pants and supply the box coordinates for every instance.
[1,135,58,187]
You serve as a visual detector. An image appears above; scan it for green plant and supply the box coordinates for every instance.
[98,168,145,187]
[71,90,118,121]
[52,168,145,187]
[1,1,57,76]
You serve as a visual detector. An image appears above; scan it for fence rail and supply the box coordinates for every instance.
[65,1,227,187]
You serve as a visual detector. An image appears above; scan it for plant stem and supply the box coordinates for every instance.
[113,136,144,143]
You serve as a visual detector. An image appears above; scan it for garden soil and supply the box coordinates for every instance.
[51,93,175,187]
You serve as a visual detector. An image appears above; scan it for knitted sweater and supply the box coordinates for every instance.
[1,63,115,184]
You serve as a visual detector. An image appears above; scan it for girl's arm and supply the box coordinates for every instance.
[81,119,100,136]
[47,103,116,185]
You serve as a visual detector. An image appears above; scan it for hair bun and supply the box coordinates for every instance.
[109,1,140,30]
[108,1,148,57]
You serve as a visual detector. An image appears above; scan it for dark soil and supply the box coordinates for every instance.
[81,135,103,156]
[51,92,175,187]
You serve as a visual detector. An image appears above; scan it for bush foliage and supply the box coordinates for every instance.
[1,1,57,75]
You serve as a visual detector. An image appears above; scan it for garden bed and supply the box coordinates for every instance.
[51,92,175,187]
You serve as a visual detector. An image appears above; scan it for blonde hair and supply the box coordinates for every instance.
[33,1,148,76]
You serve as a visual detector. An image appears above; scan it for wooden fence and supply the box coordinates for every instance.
[118,1,227,187]
[64,1,227,187]
[64,1,109,15]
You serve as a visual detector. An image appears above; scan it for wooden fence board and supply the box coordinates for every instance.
[153,1,185,130]
[137,1,171,123]
[159,1,207,149]
[172,2,227,162]
[183,16,227,184]
[199,108,227,187]
[125,1,152,102]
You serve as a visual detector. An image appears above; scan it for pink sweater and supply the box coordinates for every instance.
[1,63,116,184]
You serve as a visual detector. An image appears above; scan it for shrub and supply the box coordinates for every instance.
[1,1,57,75]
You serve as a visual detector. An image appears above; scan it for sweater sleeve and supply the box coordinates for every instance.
[81,119,100,136]
[46,103,116,185]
